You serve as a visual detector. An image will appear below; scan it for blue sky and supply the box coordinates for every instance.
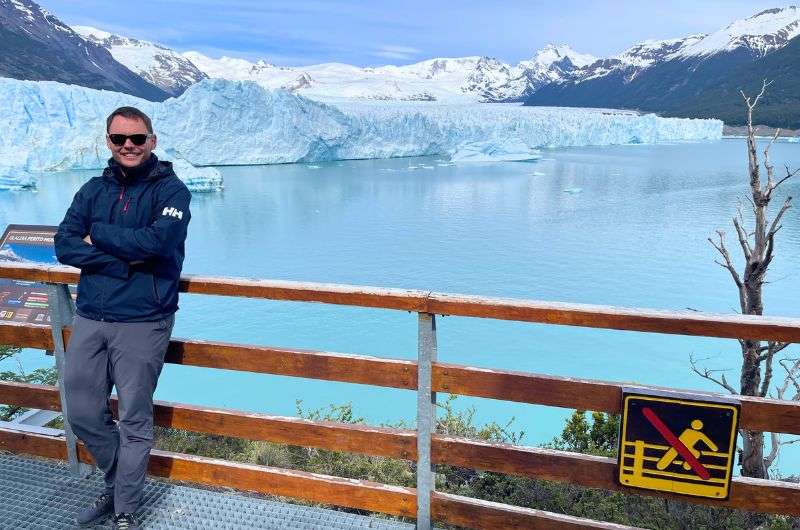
[39,0,792,66]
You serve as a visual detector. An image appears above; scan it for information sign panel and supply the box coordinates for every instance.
[0,224,59,324]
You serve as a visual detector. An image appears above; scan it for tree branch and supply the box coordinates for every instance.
[767,197,792,238]
[743,194,756,210]
[744,79,773,110]
[708,231,746,311]
[766,431,780,468]
[757,341,790,362]
[741,80,773,195]
[769,165,800,198]
[690,354,737,394]
[761,198,793,274]
[777,358,800,402]
[759,341,783,397]
[763,128,780,192]
[732,208,752,259]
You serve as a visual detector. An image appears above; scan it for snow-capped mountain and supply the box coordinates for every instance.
[520,44,597,71]
[73,25,207,97]
[0,0,168,100]
[539,7,800,88]
[4,0,798,125]
[675,6,800,58]
[527,6,800,128]
[488,44,597,101]
[560,35,705,84]
[183,45,594,102]
[617,35,707,68]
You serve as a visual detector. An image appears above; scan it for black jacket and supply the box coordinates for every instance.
[55,154,191,322]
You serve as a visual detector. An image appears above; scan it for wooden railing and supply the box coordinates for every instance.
[0,262,799,530]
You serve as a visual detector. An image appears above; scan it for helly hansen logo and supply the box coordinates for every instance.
[162,207,183,220]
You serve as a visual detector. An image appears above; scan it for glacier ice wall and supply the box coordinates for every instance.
[1,77,722,177]
[0,78,222,192]
[160,81,722,165]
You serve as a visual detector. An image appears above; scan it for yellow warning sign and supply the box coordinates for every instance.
[617,390,739,500]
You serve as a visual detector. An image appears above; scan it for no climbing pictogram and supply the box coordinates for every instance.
[618,389,740,500]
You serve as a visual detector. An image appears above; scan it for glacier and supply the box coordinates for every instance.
[0,78,223,192]
[0,77,722,188]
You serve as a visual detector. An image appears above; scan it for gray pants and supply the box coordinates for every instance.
[64,313,174,514]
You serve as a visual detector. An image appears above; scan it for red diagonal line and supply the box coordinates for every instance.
[642,407,711,480]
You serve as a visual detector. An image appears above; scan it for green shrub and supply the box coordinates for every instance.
[0,345,57,421]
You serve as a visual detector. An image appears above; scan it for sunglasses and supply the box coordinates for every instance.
[107,133,154,146]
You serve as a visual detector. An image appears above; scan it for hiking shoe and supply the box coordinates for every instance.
[113,512,140,529]
[76,491,114,526]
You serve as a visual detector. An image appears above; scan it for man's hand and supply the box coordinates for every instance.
[86,235,142,265]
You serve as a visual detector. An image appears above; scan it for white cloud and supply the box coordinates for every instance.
[371,45,422,60]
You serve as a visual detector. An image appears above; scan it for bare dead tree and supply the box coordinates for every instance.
[700,80,799,478]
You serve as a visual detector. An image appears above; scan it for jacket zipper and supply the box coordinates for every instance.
[98,185,128,321]
[119,186,130,214]
[152,276,161,304]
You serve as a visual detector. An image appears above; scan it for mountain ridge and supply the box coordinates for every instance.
[3,0,798,124]
[526,5,800,127]
[0,0,169,100]
[73,25,207,97]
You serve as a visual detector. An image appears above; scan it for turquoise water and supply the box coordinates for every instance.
[2,139,799,474]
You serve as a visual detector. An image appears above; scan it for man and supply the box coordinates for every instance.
[54,106,191,530]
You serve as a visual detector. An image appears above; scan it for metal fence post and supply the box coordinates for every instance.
[46,282,92,478]
[416,312,437,530]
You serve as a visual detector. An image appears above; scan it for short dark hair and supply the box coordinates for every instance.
[106,106,153,134]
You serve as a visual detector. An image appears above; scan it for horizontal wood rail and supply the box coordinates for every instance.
[0,381,61,411]
[164,338,417,390]
[0,321,52,350]
[430,492,642,530]
[2,264,800,527]
[430,435,800,517]
[0,426,416,518]
[1,323,418,389]
[0,426,641,529]
[151,399,418,460]
[2,379,799,518]
[3,262,800,341]
[431,362,800,435]
[3,323,800,435]
[0,381,417,460]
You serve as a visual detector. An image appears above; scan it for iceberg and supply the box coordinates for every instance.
[156,149,223,192]
[0,77,722,185]
[450,139,542,163]
[0,168,37,191]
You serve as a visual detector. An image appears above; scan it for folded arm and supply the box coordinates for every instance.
[54,186,130,279]
[90,186,191,263]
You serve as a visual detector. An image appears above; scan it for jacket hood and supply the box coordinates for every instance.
[103,154,176,185]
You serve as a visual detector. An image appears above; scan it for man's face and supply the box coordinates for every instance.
[106,115,157,169]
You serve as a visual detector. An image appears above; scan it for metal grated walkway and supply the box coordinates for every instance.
[0,453,414,529]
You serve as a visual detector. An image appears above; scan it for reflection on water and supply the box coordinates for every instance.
[2,139,799,473]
